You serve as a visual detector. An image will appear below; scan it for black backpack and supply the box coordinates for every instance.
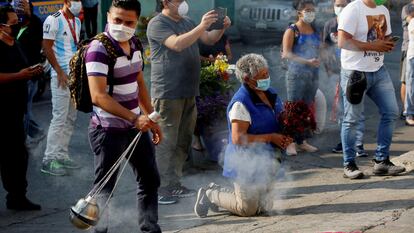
[68,33,118,113]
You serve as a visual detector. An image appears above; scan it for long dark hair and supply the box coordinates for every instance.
[293,0,315,11]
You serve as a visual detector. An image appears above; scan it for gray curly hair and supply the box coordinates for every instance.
[235,54,269,83]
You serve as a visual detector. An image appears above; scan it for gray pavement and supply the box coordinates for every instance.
[1,19,414,233]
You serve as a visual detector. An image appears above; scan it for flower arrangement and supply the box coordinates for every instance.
[197,55,234,125]
[278,101,316,138]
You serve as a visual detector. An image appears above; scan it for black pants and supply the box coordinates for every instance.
[88,126,161,233]
[0,102,28,202]
[83,4,98,39]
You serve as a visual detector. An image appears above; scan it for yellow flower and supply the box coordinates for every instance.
[214,55,229,73]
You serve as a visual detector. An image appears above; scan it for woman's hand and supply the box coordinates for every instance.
[270,133,293,150]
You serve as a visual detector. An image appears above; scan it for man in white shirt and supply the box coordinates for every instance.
[338,0,405,179]
[41,0,82,176]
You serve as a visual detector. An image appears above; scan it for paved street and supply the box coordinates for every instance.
[1,18,414,233]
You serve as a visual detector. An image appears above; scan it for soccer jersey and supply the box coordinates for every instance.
[43,10,81,77]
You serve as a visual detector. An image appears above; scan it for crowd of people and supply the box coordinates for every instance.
[0,0,413,232]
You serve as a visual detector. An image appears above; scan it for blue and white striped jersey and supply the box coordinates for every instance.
[43,10,81,77]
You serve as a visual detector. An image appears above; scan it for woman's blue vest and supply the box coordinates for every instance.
[223,84,283,179]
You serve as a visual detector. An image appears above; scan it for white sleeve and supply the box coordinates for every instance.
[338,5,358,36]
[75,18,82,39]
[229,102,251,124]
[43,16,58,40]
[385,8,392,36]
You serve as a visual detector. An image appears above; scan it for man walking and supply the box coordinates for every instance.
[147,0,231,204]
[41,0,82,176]
[86,0,163,232]
[338,0,405,179]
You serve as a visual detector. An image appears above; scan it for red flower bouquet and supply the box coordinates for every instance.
[278,101,316,138]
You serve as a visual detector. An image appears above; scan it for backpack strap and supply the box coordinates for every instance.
[94,33,118,96]
[287,24,300,43]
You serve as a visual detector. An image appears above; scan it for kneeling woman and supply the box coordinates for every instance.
[194,54,292,217]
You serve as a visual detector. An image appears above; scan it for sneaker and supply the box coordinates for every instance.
[6,197,41,211]
[356,144,368,157]
[41,160,67,176]
[343,162,364,179]
[406,115,414,126]
[373,159,406,176]
[57,158,80,169]
[205,183,221,212]
[170,185,196,198]
[285,143,297,156]
[194,187,211,218]
[297,141,318,153]
[332,142,343,153]
[158,195,178,205]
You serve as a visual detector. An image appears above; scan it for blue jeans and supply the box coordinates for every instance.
[340,66,398,166]
[405,58,414,116]
[286,69,319,105]
[337,82,365,146]
[286,69,319,144]
[23,80,43,138]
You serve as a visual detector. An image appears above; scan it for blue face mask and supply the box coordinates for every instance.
[256,77,271,91]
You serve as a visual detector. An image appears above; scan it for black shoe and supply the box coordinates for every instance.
[373,159,406,176]
[343,162,364,179]
[158,194,178,205]
[170,185,196,198]
[6,197,41,211]
[356,144,368,157]
[332,143,343,153]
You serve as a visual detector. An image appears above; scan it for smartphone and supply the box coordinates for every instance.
[208,7,227,31]
[30,63,42,69]
[390,36,400,42]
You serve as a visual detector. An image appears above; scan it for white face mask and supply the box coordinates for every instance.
[108,23,136,42]
[178,1,189,16]
[69,1,82,16]
[334,6,344,16]
[168,0,189,17]
[302,11,315,24]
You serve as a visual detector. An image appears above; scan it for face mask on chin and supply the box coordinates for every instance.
[108,23,136,42]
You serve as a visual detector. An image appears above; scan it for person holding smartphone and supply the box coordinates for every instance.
[338,0,405,179]
[147,0,231,205]
[0,5,42,211]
